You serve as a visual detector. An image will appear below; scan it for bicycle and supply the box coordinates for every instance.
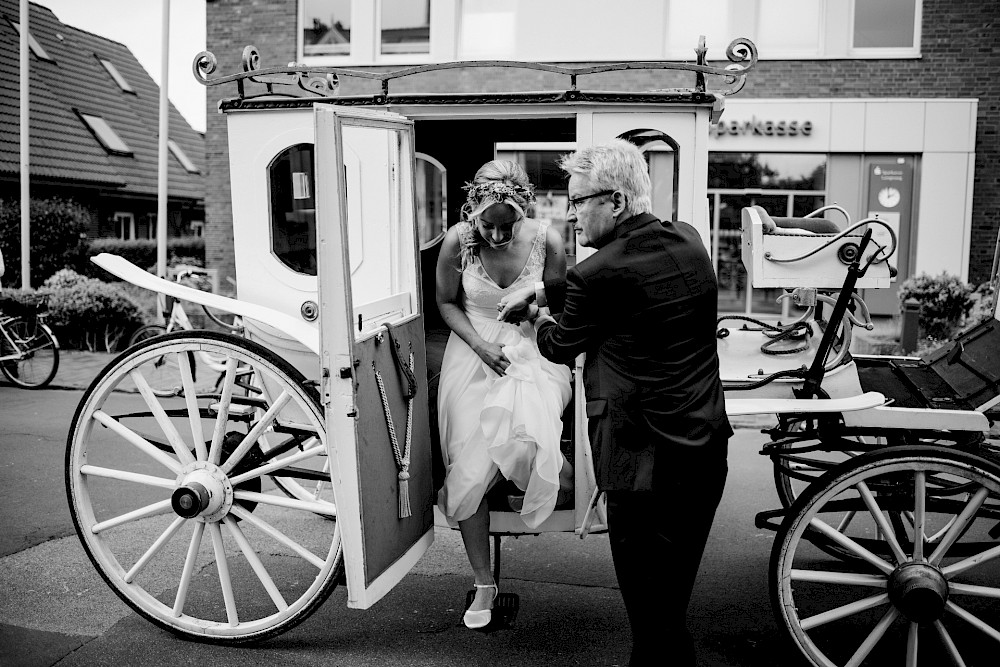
[0,296,60,389]
[126,268,242,395]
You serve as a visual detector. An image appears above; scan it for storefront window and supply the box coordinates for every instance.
[708,153,827,314]
[268,144,317,276]
[303,0,351,56]
[381,0,430,54]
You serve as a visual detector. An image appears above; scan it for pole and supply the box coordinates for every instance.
[19,0,30,288]
[157,0,171,319]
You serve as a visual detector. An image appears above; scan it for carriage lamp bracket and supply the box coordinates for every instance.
[300,301,319,322]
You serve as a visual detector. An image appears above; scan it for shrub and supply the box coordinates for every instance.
[898,272,974,340]
[84,237,205,280]
[42,268,96,291]
[0,197,90,287]
[6,280,146,352]
[969,280,997,325]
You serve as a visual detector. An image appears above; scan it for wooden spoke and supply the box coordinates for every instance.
[130,370,196,466]
[233,489,336,517]
[208,357,239,466]
[942,543,1000,578]
[220,391,293,474]
[809,517,895,574]
[945,600,1000,643]
[229,505,326,569]
[790,569,886,588]
[905,622,918,667]
[800,593,890,631]
[91,499,173,533]
[856,480,908,564]
[844,607,899,667]
[948,582,1000,600]
[172,522,205,617]
[223,516,288,611]
[125,516,186,583]
[835,509,857,533]
[92,411,182,474]
[933,620,968,667]
[928,487,990,565]
[80,465,175,490]
[228,444,328,487]
[178,352,207,461]
[208,522,239,626]
[913,471,926,561]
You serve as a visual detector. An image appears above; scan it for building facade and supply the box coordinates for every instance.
[203,0,998,315]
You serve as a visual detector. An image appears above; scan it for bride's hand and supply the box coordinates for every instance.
[474,340,510,376]
[497,286,535,323]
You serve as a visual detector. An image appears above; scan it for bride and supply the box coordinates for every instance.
[435,160,573,629]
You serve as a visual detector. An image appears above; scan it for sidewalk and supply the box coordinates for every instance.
[43,350,117,391]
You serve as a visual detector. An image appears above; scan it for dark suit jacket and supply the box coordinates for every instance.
[536,213,732,491]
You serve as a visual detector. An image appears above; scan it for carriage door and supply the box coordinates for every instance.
[314,106,434,609]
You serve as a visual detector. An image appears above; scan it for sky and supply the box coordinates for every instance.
[33,0,207,133]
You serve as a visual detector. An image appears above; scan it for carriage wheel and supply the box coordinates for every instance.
[66,331,342,644]
[771,445,1000,667]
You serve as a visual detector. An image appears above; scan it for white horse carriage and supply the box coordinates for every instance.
[66,37,1000,665]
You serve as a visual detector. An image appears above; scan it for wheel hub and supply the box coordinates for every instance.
[888,562,949,623]
[173,462,233,522]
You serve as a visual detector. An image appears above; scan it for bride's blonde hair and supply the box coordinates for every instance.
[457,160,535,268]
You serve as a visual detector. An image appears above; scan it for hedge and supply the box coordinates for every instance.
[0,197,90,287]
[85,237,205,280]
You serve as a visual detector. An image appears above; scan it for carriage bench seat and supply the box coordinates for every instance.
[741,205,892,290]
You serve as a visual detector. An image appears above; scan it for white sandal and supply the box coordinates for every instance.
[463,583,498,629]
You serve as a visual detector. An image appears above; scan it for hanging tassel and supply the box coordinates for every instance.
[398,470,411,518]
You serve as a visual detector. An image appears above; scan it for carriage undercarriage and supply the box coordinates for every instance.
[64,42,1000,665]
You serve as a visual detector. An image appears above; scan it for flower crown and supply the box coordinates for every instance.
[463,180,536,209]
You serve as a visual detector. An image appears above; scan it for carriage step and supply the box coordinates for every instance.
[755,507,787,533]
[464,590,519,631]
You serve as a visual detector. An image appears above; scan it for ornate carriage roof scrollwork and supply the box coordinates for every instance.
[193,36,756,111]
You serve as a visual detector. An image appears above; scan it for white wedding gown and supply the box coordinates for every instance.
[437,221,572,529]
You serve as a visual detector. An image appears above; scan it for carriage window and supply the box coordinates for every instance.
[340,126,418,337]
[415,153,446,248]
[268,143,317,276]
[303,0,351,56]
[619,129,679,223]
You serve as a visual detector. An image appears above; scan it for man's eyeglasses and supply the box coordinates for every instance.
[567,190,615,212]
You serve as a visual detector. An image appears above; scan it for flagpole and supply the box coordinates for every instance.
[19,0,30,288]
[157,0,170,318]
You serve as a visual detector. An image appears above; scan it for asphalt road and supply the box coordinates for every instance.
[0,385,802,666]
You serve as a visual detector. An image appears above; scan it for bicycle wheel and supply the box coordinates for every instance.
[0,318,59,389]
[67,331,341,643]
[129,324,168,348]
[771,445,1000,667]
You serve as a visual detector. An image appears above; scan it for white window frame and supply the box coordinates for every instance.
[168,139,200,173]
[98,57,135,93]
[298,0,920,66]
[78,112,132,155]
[11,21,54,61]
[113,212,135,240]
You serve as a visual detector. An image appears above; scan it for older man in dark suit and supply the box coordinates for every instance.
[504,139,732,666]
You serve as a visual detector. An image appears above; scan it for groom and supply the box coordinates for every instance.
[504,139,732,666]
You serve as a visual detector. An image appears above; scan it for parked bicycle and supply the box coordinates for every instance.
[0,296,60,389]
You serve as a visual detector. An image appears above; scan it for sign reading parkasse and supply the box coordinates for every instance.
[713,116,813,138]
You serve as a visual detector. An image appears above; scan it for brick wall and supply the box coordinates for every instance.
[206,0,999,284]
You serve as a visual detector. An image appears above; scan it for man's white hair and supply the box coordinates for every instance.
[559,139,652,216]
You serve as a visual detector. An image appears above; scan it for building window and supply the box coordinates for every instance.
[10,21,54,61]
[303,0,351,56]
[168,140,200,173]
[381,0,429,54]
[98,58,135,93]
[852,0,919,51]
[189,221,204,237]
[78,112,132,155]
[708,153,828,314]
[113,212,135,240]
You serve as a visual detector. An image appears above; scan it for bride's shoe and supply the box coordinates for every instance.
[463,583,498,629]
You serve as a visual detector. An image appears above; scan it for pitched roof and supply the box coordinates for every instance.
[0,0,204,200]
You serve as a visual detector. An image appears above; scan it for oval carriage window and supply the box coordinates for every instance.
[268,143,317,276]
[415,153,447,249]
[618,129,680,222]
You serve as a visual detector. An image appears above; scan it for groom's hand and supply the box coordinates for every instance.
[497,285,535,323]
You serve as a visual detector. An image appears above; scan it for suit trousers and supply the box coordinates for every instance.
[605,433,729,667]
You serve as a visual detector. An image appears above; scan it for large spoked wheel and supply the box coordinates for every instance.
[66,330,341,644]
[128,323,168,348]
[0,318,59,389]
[771,445,1000,666]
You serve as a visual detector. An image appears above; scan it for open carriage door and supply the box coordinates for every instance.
[314,106,434,609]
